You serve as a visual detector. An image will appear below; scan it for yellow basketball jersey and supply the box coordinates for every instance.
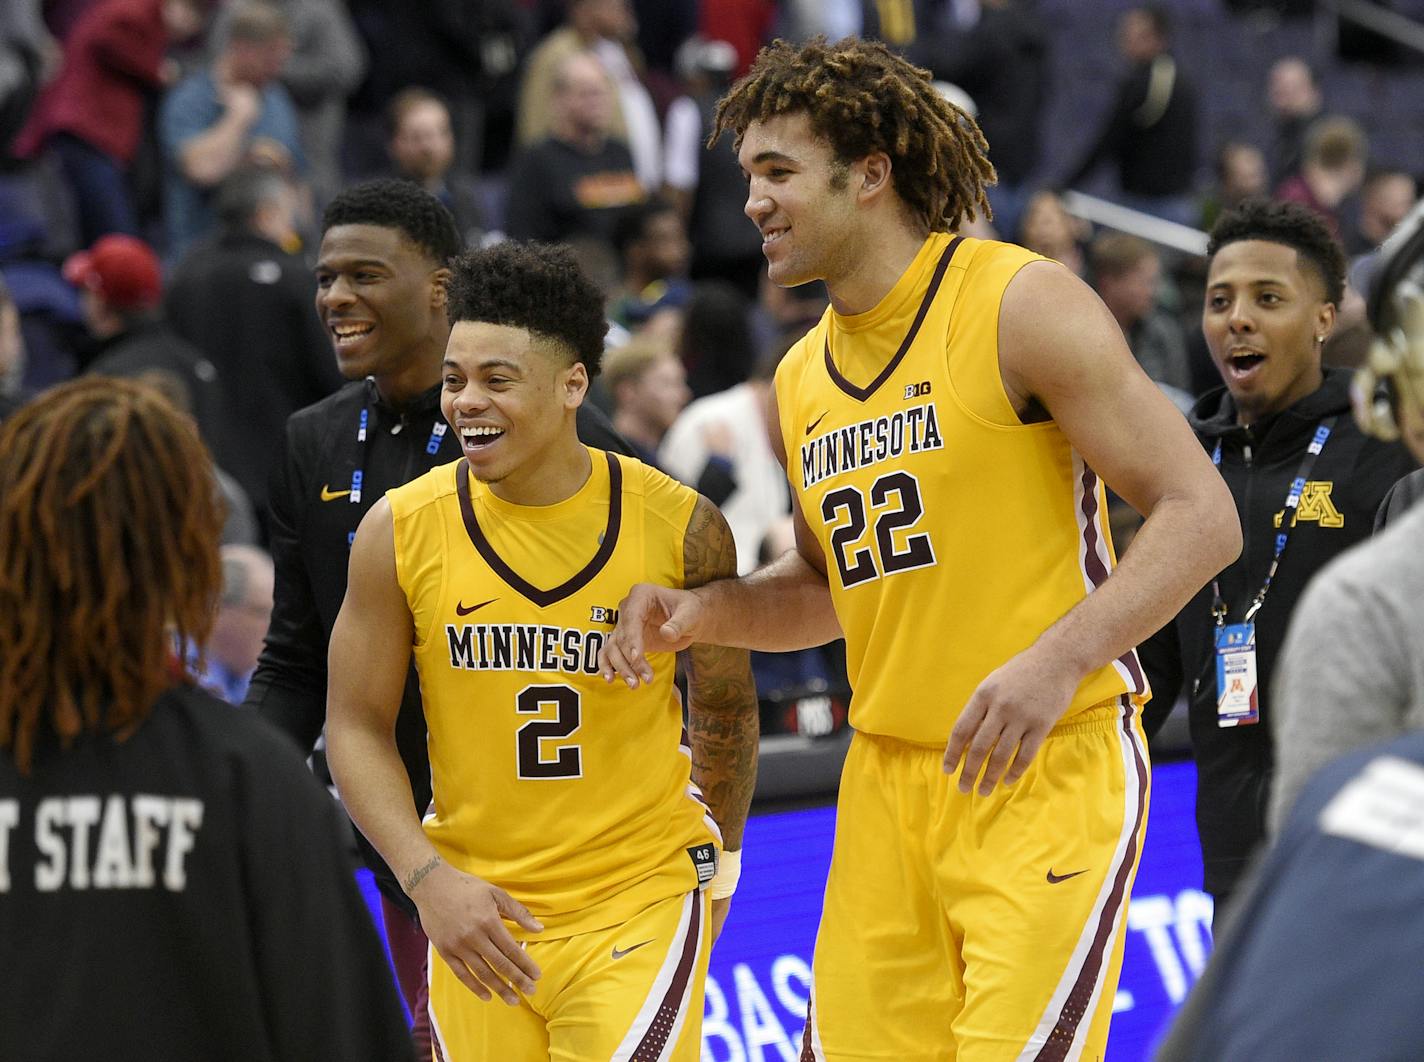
[386,449,720,940]
[774,233,1149,746]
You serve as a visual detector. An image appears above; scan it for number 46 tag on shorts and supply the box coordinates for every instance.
[1216,622,1259,727]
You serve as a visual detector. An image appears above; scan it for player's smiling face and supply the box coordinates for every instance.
[315,224,447,382]
[739,113,861,289]
[441,320,588,488]
[1203,239,1334,423]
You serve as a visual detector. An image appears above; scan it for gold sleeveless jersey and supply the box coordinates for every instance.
[774,233,1148,746]
[385,449,720,940]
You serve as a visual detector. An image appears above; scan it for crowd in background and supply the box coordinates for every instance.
[0,0,1420,724]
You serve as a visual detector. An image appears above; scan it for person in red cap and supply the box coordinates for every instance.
[66,234,230,459]
[15,0,208,244]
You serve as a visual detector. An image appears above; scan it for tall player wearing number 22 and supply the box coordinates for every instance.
[325,241,760,1061]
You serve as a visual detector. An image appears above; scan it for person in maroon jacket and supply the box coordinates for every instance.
[15,0,206,243]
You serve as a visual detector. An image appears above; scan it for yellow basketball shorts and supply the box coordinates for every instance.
[801,696,1150,1062]
[427,888,710,1062]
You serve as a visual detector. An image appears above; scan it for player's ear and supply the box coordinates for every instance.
[430,267,452,310]
[562,361,589,408]
[859,151,892,201]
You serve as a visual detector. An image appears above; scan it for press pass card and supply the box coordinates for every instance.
[1216,622,1259,727]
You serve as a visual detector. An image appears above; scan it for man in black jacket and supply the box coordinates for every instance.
[1062,3,1198,226]
[243,179,631,1053]
[166,165,344,537]
[1138,199,1416,917]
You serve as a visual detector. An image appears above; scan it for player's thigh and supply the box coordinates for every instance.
[806,733,960,1062]
[426,941,550,1062]
[945,704,1150,1062]
[549,889,711,1062]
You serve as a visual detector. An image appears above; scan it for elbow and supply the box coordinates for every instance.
[1205,480,1244,572]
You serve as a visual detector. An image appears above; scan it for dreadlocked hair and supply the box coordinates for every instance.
[0,377,224,773]
[712,36,996,232]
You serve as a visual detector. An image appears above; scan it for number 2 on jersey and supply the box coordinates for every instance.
[820,471,936,589]
[515,684,583,779]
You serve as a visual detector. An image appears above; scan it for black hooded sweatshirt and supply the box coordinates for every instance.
[1138,368,1416,898]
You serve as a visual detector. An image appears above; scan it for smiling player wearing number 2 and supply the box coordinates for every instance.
[325,241,758,1061]
[598,38,1240,1061]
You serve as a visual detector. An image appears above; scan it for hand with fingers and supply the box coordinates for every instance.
[598,583,706,689]
[411,861,544,1005]
[942,646,1084,796]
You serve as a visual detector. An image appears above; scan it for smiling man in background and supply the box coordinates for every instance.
[1138,198,1416,922]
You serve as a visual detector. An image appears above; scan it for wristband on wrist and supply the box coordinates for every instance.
[707,848,741,899]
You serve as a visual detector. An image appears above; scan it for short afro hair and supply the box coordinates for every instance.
[446,242,608,377]
[322,179,462,266]
[1207,198,1346,305]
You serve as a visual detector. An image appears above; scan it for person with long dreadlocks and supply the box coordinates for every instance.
[0,378,412,1062]
[598,37,1241,1060]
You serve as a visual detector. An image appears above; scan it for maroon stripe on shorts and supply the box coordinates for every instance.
[430,1020,447,1062]
[1032,697,1148,1061]
[631,891,703,1060]
[800,999,817,1061]
[1078,465,1148,694]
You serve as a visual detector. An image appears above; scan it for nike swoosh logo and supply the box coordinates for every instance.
[805,410,829,435]
[611,939,654,960]
[1046,868,1089,884]
[319,484,352,502]
[455,598,498,616]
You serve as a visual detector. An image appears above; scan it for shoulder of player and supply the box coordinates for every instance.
[385,458,463,522]
[997,259,1126,380]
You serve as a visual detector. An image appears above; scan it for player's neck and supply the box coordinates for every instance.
[487,434,593,507]
[373,328,449,409]
[825,222,930,317]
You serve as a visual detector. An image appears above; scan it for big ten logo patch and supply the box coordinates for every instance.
[903,380,932,400]
[589,605,620,625]
[1273,481,1344,529]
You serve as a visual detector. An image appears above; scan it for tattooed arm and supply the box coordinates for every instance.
[680,496,760,935]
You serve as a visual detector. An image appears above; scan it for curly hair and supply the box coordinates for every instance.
[1207,198,1347,305]
[0,377,224,773]
[322,178,463,265]
[446,241,609,376]
[711,36,995,232]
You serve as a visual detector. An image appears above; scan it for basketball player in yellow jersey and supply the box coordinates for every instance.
[325,242,760,1061]
[601,38,1242,1062]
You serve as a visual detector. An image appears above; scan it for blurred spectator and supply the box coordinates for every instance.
[385,88,485,247]
[14,0,206,244]
[1089,231,1192,393]
[909,0,1048,240]
[0,378,413,1062]
[1200,141,1269,232]
[631,0,697,104]
[1017,189,1088,276]
[680,279,758,398]
[663,35,763,298]
[165,166,342,534]
[1065,5,1196,224]
[214,0,365,208]
[660,336,790,574]
[1275,116,1367,240]
[1062,4,1199,226]
[0,275,27,421]
[504,50,644,244]
[0,1,56,164]
[1137,200,1415,922]
[1344,168,1417,257]
[603,337,690,466]
[199,543,275,704]
[1266,56,1323,186]
[517,0,661,188]
[700,0,773,75]
[66,235,228,456]
[159,0,305,259]
[609,196,691,329]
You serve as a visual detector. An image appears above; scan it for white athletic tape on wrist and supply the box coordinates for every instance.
[708,848,741,899]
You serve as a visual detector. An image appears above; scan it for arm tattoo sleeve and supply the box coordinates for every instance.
[682,496,760,852]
